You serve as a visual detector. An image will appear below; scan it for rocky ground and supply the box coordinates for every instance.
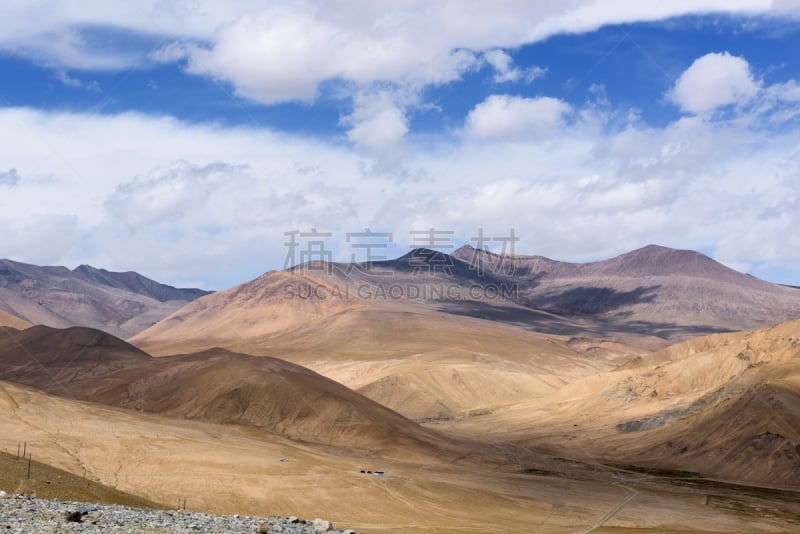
[0,493,357,533]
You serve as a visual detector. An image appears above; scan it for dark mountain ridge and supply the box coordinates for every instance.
[142,243,800,345]
[73,264,209,302]
[0,258,211,339]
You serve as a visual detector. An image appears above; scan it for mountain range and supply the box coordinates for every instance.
[2,245,800,532]
[133,244,800,355]
[0,259,210,339]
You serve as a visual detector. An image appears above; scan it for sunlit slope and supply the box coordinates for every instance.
[136,292,645,420]
[0,325,461,456]
[1,379,798,532]
[445,318,800,488]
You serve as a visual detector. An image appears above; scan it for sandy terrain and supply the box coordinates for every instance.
[4,246,800,531]
[2,379,798,533]
[438,318,800,489]
[0,450,160,508]
[132,295,650,422]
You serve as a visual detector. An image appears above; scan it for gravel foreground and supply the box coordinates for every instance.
[0,493,358,533]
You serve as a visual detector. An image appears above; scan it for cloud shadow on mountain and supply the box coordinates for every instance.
[530,285,661,316]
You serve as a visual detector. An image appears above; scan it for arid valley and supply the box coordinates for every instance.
[2,246,800,532]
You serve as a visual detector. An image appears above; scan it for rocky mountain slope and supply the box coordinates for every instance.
[0,259,210,338]
[134,245,800,355]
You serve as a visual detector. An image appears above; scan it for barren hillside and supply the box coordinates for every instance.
[0,259,210,338]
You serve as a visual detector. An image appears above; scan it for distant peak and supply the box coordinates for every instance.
[630,244,685,254]
[599,244,738,278]
[622,244,708,260]
[399,247,454,260]
[453,244,489,254]
[637,244,672,252]
[452,245,506,259]
[73,264,135,276]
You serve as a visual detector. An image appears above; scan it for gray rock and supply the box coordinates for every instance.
[1,494,357,533]
[312,518,332,531]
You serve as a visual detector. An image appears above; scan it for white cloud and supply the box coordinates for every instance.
[774,0,800,15]
[342,91,409,157]
[465,95,571,140]
[178,5,482,105]
[757,80,800,124]
[484,49,547,84]
[7,27,146,71]
[55,70,82,87]
[167,1,774,108]
[2,101,800,286]
[0,0,786,164]
[54,70,100,91]
[670,52,761,114]
[485,50,516,82]
[148,42,194,64]
[668,52,800,126]
[525,0,770,40]
[0,214,81,265]
[0,2,780,99]
[3,2,800,286]
[106,161,242,228]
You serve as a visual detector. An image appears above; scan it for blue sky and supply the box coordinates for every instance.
[1,2,800,289]
[6,15,798,135]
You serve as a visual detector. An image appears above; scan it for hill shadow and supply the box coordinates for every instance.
[436,300,586,336]
[604,320,736,340]
[436,284,738,341]
[530,285,660,316]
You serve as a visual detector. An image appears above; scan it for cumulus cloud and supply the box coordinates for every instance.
[175,5,482,104]
[670,52,761,114]
[0,0,784,163]
[668,52,800,126]
[4,99,800,287]
[165,2,772,108]
[465,95,571,140]
[0,107,369,288]
[3,2,800,286]
[341,91,409,161]
[0,2,778,99]
[106,161,243,229]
